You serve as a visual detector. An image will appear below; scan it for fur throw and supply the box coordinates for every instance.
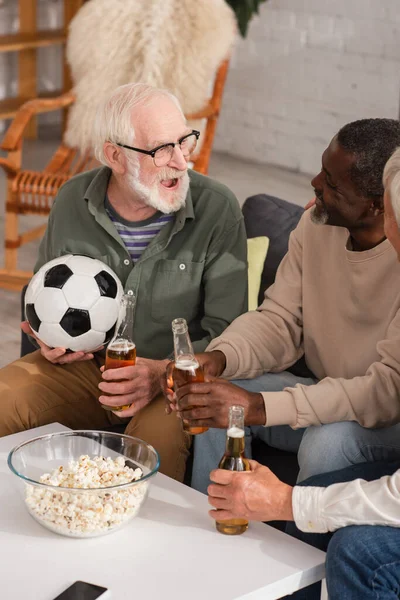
[64,0,236,152]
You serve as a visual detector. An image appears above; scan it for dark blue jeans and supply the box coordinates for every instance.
[285,461,400,600]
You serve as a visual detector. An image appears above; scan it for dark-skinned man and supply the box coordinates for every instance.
[205,146,400,600]
[166,118,400,495]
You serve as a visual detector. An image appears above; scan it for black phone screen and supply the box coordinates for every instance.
[53,580,108,600]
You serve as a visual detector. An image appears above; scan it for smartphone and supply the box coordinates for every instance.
[53,581,109,600]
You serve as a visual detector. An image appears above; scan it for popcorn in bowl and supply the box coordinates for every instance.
[8,430,159,538]
[25,455,147,538]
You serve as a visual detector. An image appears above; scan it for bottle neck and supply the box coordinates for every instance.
[225,406,246,457]
[172,319,196,365]
[114,295,135,342]
[224,429,246,458]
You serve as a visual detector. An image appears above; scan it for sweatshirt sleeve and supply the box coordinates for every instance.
[261,307,400,428]
[292,469,400,533]
[206,215,305,379]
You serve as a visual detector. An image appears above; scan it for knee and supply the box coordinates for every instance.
[298,422,362,471]
[326,526,367,575]
[0,384,33,436]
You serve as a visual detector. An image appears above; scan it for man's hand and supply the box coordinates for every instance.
[21,321,98,365]
[208,460,294,523]
[98,357,169,417]
[162,350,227,415]
[173,378,266,429]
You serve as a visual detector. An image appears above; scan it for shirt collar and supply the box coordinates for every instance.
[85,166,195,229]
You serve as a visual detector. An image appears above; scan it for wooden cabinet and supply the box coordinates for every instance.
[0,0,84,138]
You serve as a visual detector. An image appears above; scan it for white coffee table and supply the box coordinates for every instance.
[0,424,325,600]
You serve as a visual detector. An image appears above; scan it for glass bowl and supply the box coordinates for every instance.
[8,430,159,538]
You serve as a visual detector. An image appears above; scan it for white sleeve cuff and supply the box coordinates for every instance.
[292,485,330,533]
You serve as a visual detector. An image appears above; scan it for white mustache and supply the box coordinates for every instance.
[157,169,187,182]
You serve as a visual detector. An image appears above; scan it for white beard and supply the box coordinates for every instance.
[126,163,189,214]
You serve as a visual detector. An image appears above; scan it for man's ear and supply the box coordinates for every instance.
[103,142,126,174]
[370,196,384,217]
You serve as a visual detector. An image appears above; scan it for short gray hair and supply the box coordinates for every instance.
[383,147,400,227]
[93,83,185,166]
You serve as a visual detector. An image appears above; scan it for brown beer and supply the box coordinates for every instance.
[173,360,208,435]
[102,341,136,412]
[216,407,250,535]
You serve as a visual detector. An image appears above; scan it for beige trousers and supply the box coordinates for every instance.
[0,351,191,482]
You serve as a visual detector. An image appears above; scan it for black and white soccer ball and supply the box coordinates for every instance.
[25,255,124,352]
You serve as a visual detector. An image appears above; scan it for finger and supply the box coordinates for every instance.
[58,353,94,364]
[98,380,138,395]
[165,361,175,388]
[248,459,262,471]
[209,468,235,485]
[175,382,215,399]
[165,392,176,415]
[208,509,234,521]
[208,496,231,510]
[102,366,138,381]
[99,393,135,408]
[110,396,149,418]
[207,483,231,499]
[177,393,213,411]
[55,351,87,364]
[43,347,68,362]
[21,321,35,337]
[178,402,214,418]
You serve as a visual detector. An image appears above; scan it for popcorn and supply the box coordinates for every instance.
[25,455,147,537]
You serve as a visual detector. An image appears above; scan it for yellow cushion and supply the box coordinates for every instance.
[247,236,269,311]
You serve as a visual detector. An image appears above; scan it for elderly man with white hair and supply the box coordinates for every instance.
[207,147,400,600]
[0,83,248,482]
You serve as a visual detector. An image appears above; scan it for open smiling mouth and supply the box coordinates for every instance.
[160,178,179,189]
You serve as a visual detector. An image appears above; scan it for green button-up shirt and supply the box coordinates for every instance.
[36,167,248,360]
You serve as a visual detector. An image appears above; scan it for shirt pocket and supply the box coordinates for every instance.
[151,259,204,324]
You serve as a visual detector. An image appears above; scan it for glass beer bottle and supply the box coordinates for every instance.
[216,405,250,535]
[103,293,136,412]
[171,317,208,435]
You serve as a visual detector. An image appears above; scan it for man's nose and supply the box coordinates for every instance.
[168,145,188,170]
[311,170,323,189]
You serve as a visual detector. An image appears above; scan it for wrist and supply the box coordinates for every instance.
[247,392,266,426]
[210,350,226,376]
[156,358,170,377]
[280,485,294,521]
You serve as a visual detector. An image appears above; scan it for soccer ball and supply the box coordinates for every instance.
[25,255,124,352]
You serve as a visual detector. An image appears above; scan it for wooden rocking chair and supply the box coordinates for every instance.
[0,59,230,291]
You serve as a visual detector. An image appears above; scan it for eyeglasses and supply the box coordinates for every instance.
[115,130,200,167]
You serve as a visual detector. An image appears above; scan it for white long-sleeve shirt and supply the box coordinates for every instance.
[292,469,400,533]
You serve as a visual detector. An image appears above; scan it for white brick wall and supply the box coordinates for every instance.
[1,0,400,177]
[214,0,400,175]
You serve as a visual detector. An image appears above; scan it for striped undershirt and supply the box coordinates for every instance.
[105,196,174,263]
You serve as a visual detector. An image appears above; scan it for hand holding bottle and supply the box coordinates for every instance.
[163,349,227,414]
[172,377,266,430]
[208,460,294,524]
[99,356,169,416]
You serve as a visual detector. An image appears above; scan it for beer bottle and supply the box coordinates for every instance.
[171,317,208,435]
[216,405,250,535]
[103,293,136,412]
